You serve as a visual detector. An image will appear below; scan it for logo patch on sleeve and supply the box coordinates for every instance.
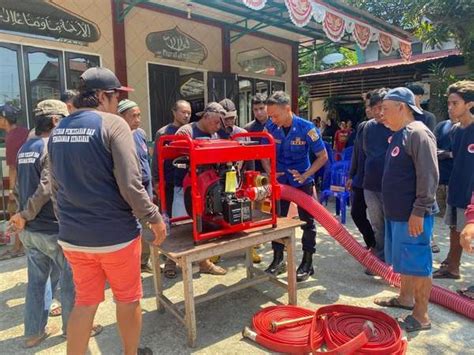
[308,128,319,142]
[468,143,474,154]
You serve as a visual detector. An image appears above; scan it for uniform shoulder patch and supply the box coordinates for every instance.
[307,128,319,142]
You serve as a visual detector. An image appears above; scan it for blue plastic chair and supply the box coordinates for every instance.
[342,146,353,161]
[319,161,351,224]
[314,142,334,190]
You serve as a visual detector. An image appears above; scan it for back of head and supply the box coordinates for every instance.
[34,99,69,135]
[406,83,424,96]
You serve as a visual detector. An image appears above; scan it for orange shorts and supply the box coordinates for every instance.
[64,237,142,306]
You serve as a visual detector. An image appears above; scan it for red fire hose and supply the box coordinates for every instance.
[280,185,474,320]
[245,304,407,354]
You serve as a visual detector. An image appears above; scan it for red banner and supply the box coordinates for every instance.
[353,23,371,49]
[378,33,393,55]
[399,41,412,61]
[243,0,267,10]
[284,0,312,27]
[323,12,345,42]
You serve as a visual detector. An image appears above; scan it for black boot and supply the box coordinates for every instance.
[296,251,314,282]
[265,249,286,275]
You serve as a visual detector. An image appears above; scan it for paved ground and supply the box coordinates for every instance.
[0,205,472,354]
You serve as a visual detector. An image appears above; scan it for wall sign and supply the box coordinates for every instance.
[0,0,100,44]
[146,26,208,65]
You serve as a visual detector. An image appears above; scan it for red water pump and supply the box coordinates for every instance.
[157,132,280,243]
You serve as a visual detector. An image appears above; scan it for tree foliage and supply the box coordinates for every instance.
[346,0,474,68]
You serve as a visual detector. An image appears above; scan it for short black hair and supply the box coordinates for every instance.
[251,93,267,106]
[60,90,77,103]
[406,83,424,96]
[34,115,57,136]
[266,91,290,106]
[369,88,388,107]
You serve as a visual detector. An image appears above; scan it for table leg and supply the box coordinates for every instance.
[286,231,297,305]
[245,247,254,280]
[150,246,163,311]
[182,258,197,347]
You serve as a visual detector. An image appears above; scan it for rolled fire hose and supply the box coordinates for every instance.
[244,304,407,354]
[279,184,474,320]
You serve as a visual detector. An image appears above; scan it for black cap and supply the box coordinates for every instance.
[80,67,134,92]
[0,103,20,122]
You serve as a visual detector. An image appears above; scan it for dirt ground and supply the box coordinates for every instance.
[0,208,472,354]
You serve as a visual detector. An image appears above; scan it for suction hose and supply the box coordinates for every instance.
[280,184,474,320]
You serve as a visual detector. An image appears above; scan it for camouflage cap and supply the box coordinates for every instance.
[219,98,237,118]
[34,99,69,117]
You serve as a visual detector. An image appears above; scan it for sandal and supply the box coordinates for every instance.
[199,262,227,275]
[374,296,414,310]
[432,269,460,279]
[164,260,177,279]
[397,315,431,333]
[23,325,59,348]
[49,300,62,317]
[62,324,103,339]
[0,249,25,260]
[457,285,474,300]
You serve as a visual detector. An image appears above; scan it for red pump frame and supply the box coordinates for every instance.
[157,132,280,243]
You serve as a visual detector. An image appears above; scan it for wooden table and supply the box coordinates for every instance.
[149,217,303,347]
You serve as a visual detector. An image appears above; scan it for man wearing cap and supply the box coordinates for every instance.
[118,99,153,273]
[48,67,166,355]
[261,91,328,282]
[218,98,247,139]
[174,102,228,275]
[375,87,438,333]
[0,105,29,259]
[8,100,82,347]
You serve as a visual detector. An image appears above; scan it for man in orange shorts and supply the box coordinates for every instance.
[48,67,166,355]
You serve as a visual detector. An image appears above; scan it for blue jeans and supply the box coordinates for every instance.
[20,230,75,337]
[364,190,385,261]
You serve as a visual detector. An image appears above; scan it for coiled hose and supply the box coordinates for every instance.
[280,184,474,320]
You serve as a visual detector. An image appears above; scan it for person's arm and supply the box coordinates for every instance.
[460,192,474,253]
[8,166,17,201]
[151,127,164,187]
[104,115,162,224]
[407,129,439,236]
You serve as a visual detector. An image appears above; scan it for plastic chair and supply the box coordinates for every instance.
[319,161,351,224]
[341,146,353,161]
[314,142,334,191]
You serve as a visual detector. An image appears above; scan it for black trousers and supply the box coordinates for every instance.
[351,186,375,248]
[272,183,317,254]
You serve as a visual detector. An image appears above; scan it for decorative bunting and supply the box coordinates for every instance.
[241,0,412,60]
[284,0,313,27]
[378,33,393,55]
[353,23,371,50]
[242,0,267,10]
[322,12,345,42]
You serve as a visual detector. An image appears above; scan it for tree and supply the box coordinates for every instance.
[346,0,474,69]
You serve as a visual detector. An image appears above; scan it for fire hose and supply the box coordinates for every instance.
[243,304,407,354]
[279,184,474,320]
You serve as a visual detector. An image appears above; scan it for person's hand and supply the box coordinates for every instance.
[408,214,424,237]
[149,221,167,246]
[9,213,26,232]
[460,223,474,254]
[345,178,353,191]
[289,169,308,184]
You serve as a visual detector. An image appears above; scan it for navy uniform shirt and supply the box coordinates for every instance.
[16,137,58,234]
[244,119,268,172]
[434,119,454,185]
[264,115,325,187]
[152,123,179,186]
[349,121,368,189]
[362,119,392,192]
[448,122,474,209]
[133,128,152,198]
[415,109,436,132]
[382,121,438,221]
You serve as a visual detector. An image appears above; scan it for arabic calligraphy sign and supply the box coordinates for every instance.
[0,0,100,43]
[146,27,208,65]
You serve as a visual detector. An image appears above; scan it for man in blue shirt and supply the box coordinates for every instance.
[262,91,328,282]
[434,80,474,280]
[118,99,154,274]
[362,89,392,266]
[9,100,86,347]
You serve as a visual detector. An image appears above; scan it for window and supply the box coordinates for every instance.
[25,47,63,121]
[0,42,100,128]
[0,44,26,127]
[65,52,100,90]
[237,48,287,77]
